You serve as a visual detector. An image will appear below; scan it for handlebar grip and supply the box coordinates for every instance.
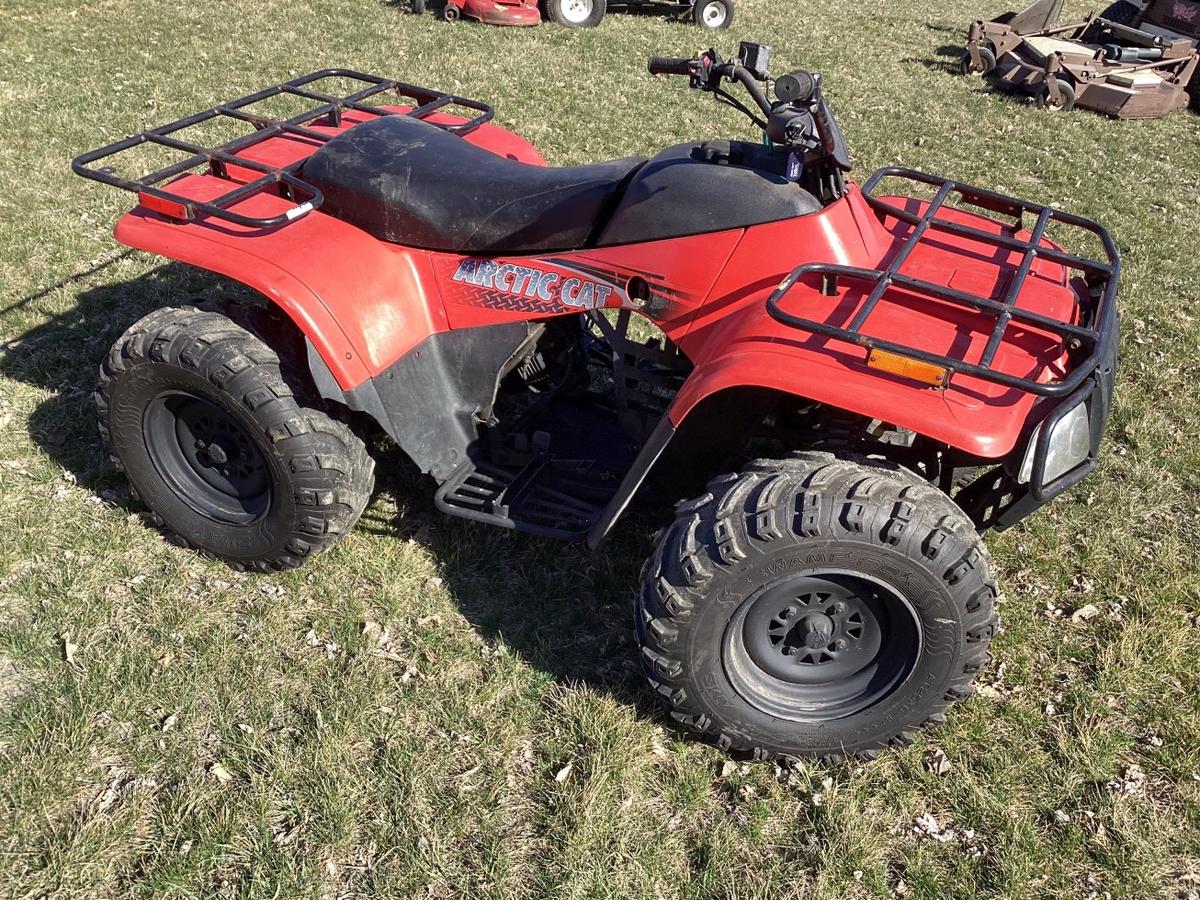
[648,56,694,76]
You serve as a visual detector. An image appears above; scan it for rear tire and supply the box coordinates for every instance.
[97,307,374,572]
[544,0,605,27]
[692,0,733,29]
[637,453,998,762]
[410,0,427,12]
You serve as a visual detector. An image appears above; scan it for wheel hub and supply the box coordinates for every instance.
[143,391,271,525]
[196,440,229,467]
[701,1,726,26]
[794,611,834,650]
[561,0,593,22]
[722,571,921,722]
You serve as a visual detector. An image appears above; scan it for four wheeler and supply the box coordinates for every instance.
[962,0,1200,116]
[72,43,1119,761]
[412,0,733,29]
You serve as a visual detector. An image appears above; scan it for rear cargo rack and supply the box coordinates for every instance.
[766,167,1119,397]
[71,69,494,230]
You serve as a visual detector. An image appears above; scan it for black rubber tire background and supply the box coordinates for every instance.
[1036,78,1076,111]
[97,306,375,572]
[636,452,999,762]
[692,0,734,29]
[544,0,606,27]
[1096,0,1141,24]
[960,45,997,77]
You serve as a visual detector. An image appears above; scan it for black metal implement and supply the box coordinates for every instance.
[71,69,494,230]
[766,167,1120,397]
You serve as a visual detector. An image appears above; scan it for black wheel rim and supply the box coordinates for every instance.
[722,571,921,722]
[143,391,271,526]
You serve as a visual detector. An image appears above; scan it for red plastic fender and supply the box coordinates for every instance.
[111,110,546,391]
[667,187,1076,460]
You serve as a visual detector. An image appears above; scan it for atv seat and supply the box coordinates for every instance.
[301,115,645,254]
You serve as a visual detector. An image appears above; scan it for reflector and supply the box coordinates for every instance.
[137,192,191,221]
[867,348,950,388]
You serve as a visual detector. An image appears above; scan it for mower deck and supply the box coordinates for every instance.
[964,0,1200,117]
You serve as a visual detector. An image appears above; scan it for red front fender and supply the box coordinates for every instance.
[668,188,1076,461]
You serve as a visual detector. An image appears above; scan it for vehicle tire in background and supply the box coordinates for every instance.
[544,0,606,27]
[97,307,375,572]
[1036,77,1076,111]
[692,0,734,29]
[1096,0,1141,24]
[636,453,998,761]
[960,45,997,76]
[411,0,427,12]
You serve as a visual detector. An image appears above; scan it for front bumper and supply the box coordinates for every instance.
[951,308,1118,532]
[989,322,1118,528]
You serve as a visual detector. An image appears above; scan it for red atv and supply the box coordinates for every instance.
[73,43,1118,761]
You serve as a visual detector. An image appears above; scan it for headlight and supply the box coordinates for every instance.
[1018,401,1091,485]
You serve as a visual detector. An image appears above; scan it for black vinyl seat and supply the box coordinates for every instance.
[301,115,645,254]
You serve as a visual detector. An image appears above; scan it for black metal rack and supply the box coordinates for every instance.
[766,167,1120,397]
[71,69,494,230]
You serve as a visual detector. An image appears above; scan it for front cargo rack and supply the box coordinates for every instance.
[71,69,494,230]
[766,167,1119,397]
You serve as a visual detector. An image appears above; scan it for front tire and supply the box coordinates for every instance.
[637,453,998,761]
[544,0,606,27]
[692,0,733,29]
[97,307,374,571]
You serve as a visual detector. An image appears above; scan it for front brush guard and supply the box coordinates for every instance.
[766,166,1120,527]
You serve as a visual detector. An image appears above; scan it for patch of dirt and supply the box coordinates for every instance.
[0,654,29,712]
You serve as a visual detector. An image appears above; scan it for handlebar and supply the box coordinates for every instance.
[647,46,853,177]
[647,50,792,119]
[648,56,695,77]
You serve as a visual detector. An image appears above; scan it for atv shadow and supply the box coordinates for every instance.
[359,445,661,716]
[0,260,243,492]
[3,263,662,723]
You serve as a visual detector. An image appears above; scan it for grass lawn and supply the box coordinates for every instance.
[2,0,1200,896]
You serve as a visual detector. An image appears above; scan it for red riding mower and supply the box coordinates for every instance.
[410,0,734,29]
[72,43,1118,761]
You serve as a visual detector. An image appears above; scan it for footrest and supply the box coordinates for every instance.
[434,457,603,540]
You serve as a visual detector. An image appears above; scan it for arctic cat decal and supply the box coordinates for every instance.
[451,258,623,310]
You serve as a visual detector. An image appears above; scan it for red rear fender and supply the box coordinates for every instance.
[110,111,544,391]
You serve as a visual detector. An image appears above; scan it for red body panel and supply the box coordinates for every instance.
[113,110,1083,459]
[463,0,541,25]
[114,108,545,389]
